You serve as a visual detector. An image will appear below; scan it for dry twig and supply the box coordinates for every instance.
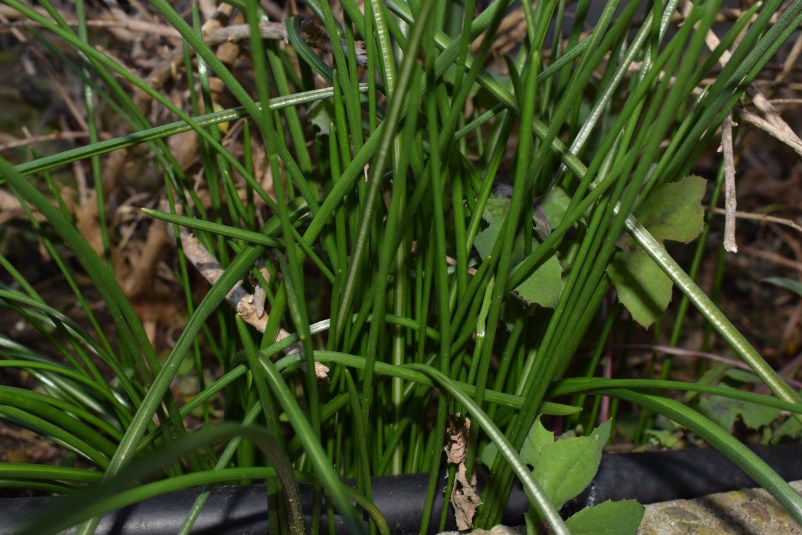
[165,216,329,381]
[707,206,802,235]
[720,115,738,252]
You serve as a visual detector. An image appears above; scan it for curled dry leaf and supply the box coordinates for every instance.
[314,362,331,384]
[444,414,469,464]
[444,415,482,530]
[453,464,482,531]
[163,222,326,379]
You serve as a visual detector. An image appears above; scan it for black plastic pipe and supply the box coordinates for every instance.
[2,444,801,534]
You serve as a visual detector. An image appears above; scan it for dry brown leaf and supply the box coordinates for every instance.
[444,413,469,464]
[444,415,482,530]
[121,218,169,299]
[168,226,314,363]
[453,460,482,530]
[314,362,331,384]
[75,189,105,257]
[0,189,47,224]
[167,130,199,172]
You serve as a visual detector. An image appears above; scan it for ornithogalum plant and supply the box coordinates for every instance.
[2,1,802,534]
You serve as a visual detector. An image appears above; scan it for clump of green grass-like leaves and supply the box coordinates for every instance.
[2,0,802,533]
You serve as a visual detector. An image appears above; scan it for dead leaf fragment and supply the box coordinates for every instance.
[444,415,482,530]
[315,362,331,384]
[444,414,469,464]
[453,463,482,531]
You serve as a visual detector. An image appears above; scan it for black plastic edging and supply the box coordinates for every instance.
[2,444,801,534]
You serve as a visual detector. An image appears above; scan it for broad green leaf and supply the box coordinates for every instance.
[308,100,334,135]
[564,499,644,535]
[513,254,563,308]
[699,386,781,431]
[771,417,802,444]
[607,175,707,327]
[482,196,512,225]
[479,443,499,468]
[636,175,707,243]
[474,198,510,261]
[482,408,588,470]
[723,368,764,385]
[520,416,554,468]
[532,420,611,509]
[474,196,564,308]
[607,252,672,328]
[644,428,683,449]
[535,187,572,238]
[589,420,611,447]
[764,277,802,298]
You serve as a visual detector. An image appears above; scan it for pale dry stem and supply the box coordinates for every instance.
[167,218,329,381]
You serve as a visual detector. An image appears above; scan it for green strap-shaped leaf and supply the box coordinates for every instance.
[605,388,802,526]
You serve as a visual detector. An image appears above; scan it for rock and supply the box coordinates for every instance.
[638,480,802,535]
